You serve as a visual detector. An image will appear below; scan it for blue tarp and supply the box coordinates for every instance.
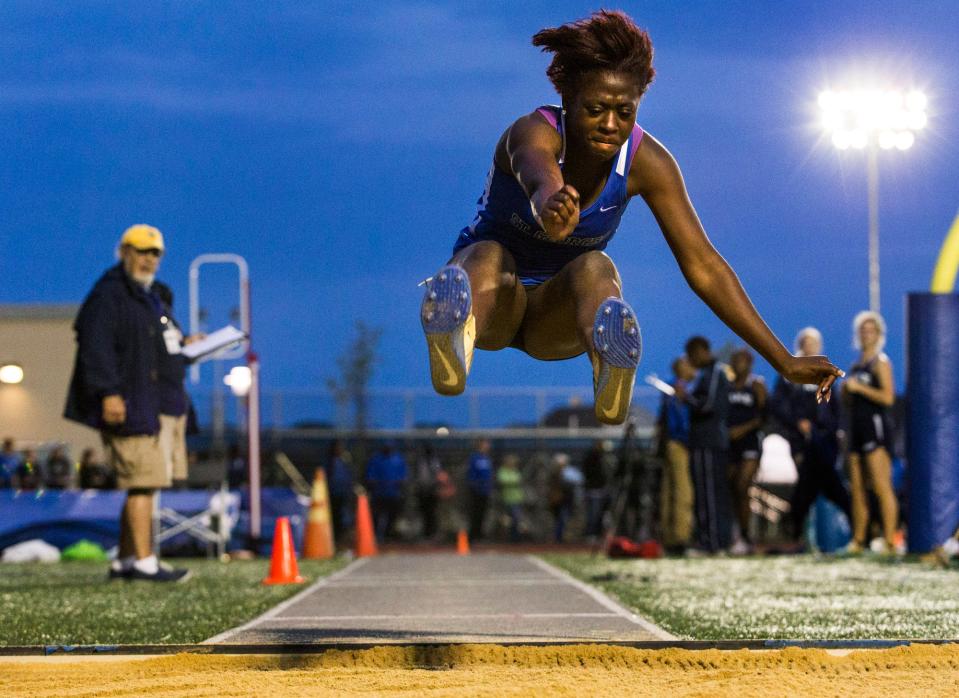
[0,488,306,555]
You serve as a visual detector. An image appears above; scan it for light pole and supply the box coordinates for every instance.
[818,88,927,313]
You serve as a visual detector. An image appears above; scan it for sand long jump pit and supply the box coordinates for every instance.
[5,643,959,697]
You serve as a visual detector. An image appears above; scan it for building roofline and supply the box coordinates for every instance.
[0,303,79,320]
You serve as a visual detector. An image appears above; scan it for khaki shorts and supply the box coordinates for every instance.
[159,414,188,481]
[102,431,169,490]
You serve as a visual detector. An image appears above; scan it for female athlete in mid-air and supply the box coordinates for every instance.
[420,10,841,424]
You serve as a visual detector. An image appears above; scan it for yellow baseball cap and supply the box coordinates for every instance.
[120,224,165,252]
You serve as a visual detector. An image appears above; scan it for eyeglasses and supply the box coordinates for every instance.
[133,248,163,258]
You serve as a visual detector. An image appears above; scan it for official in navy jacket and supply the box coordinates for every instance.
[64,224,191,583]
[65,263,165,436]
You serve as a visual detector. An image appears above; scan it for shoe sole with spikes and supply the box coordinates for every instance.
[421,264,475,396]
[592,297,642,425]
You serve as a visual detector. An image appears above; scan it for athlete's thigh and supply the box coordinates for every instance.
[450,240,527,351]
[514,273,582,360]
[516,251,622,361]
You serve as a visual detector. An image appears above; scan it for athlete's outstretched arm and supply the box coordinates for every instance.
[629,133,842,401]
[497,113,580,242]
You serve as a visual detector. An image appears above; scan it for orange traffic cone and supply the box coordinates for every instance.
[302,469,335,559]
[262,516,305,585]
[354,492,378,558]
[457,528,470,555]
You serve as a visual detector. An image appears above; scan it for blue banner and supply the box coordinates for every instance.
[906,293,959,552]
[0,488,306,555]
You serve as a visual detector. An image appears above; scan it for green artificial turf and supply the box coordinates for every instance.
[0,557,346,646]
[542,553,959,640]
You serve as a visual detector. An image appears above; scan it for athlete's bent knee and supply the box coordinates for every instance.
[570,251,621,293]
[455,240,516,271]
[455,241,519,290]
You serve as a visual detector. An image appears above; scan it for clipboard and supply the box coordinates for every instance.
[181,325,247,362]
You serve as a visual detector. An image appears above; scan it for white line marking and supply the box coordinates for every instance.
[340,573,552,579]
[202,557,370,644]
[526,556,677,640]
[262,613,620,622]
[328,578,566,588]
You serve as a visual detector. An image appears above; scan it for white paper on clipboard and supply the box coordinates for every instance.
[181,325,247,362]
[644,374,676,396]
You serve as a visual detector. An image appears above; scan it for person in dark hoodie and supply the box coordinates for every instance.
[770,327,849,544]
[65,224,191,583]
[675,336,732,554]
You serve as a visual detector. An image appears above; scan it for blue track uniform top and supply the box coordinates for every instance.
[453,105,644,286]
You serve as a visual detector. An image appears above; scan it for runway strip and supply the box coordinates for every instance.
[206,553,674,645]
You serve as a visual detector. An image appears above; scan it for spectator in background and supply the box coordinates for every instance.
[496,454,525,542]
[581,440,611,542]
[771,327,849,544]
[435,461,459,541]
[466,439,494,540]
[153,283,202,487]
[0,438,20,487]
[676,336,732,554]
[658,356,696,554]
[726,348,766,554]
[548,453,580,543]
[326,440,354,544]
[44,445,74,489]
[78,448,117,489]
[365,442,408,541]
[844,311,898,555]
[64,224,191,582]
[414,443,443,540]
[14,449,41,490]
[227,443,247,489]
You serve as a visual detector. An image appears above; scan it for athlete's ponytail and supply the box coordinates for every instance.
[532,10,655,98]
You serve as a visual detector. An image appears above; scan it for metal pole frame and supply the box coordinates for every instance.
[247,351,261,543]
[866,146,881,313]
[187,253,261,545]
[188,254,250,383]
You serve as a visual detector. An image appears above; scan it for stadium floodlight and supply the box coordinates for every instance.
[224,365,252,397]
[0,364,24,384]
[818,87,927,312]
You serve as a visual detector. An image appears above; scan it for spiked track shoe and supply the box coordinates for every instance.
[592,297,642,425]
[421,264,475,396]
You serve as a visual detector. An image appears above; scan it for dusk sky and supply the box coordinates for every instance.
[2,1,957,419]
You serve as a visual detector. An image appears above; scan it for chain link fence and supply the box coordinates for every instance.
[189,385,662,432]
